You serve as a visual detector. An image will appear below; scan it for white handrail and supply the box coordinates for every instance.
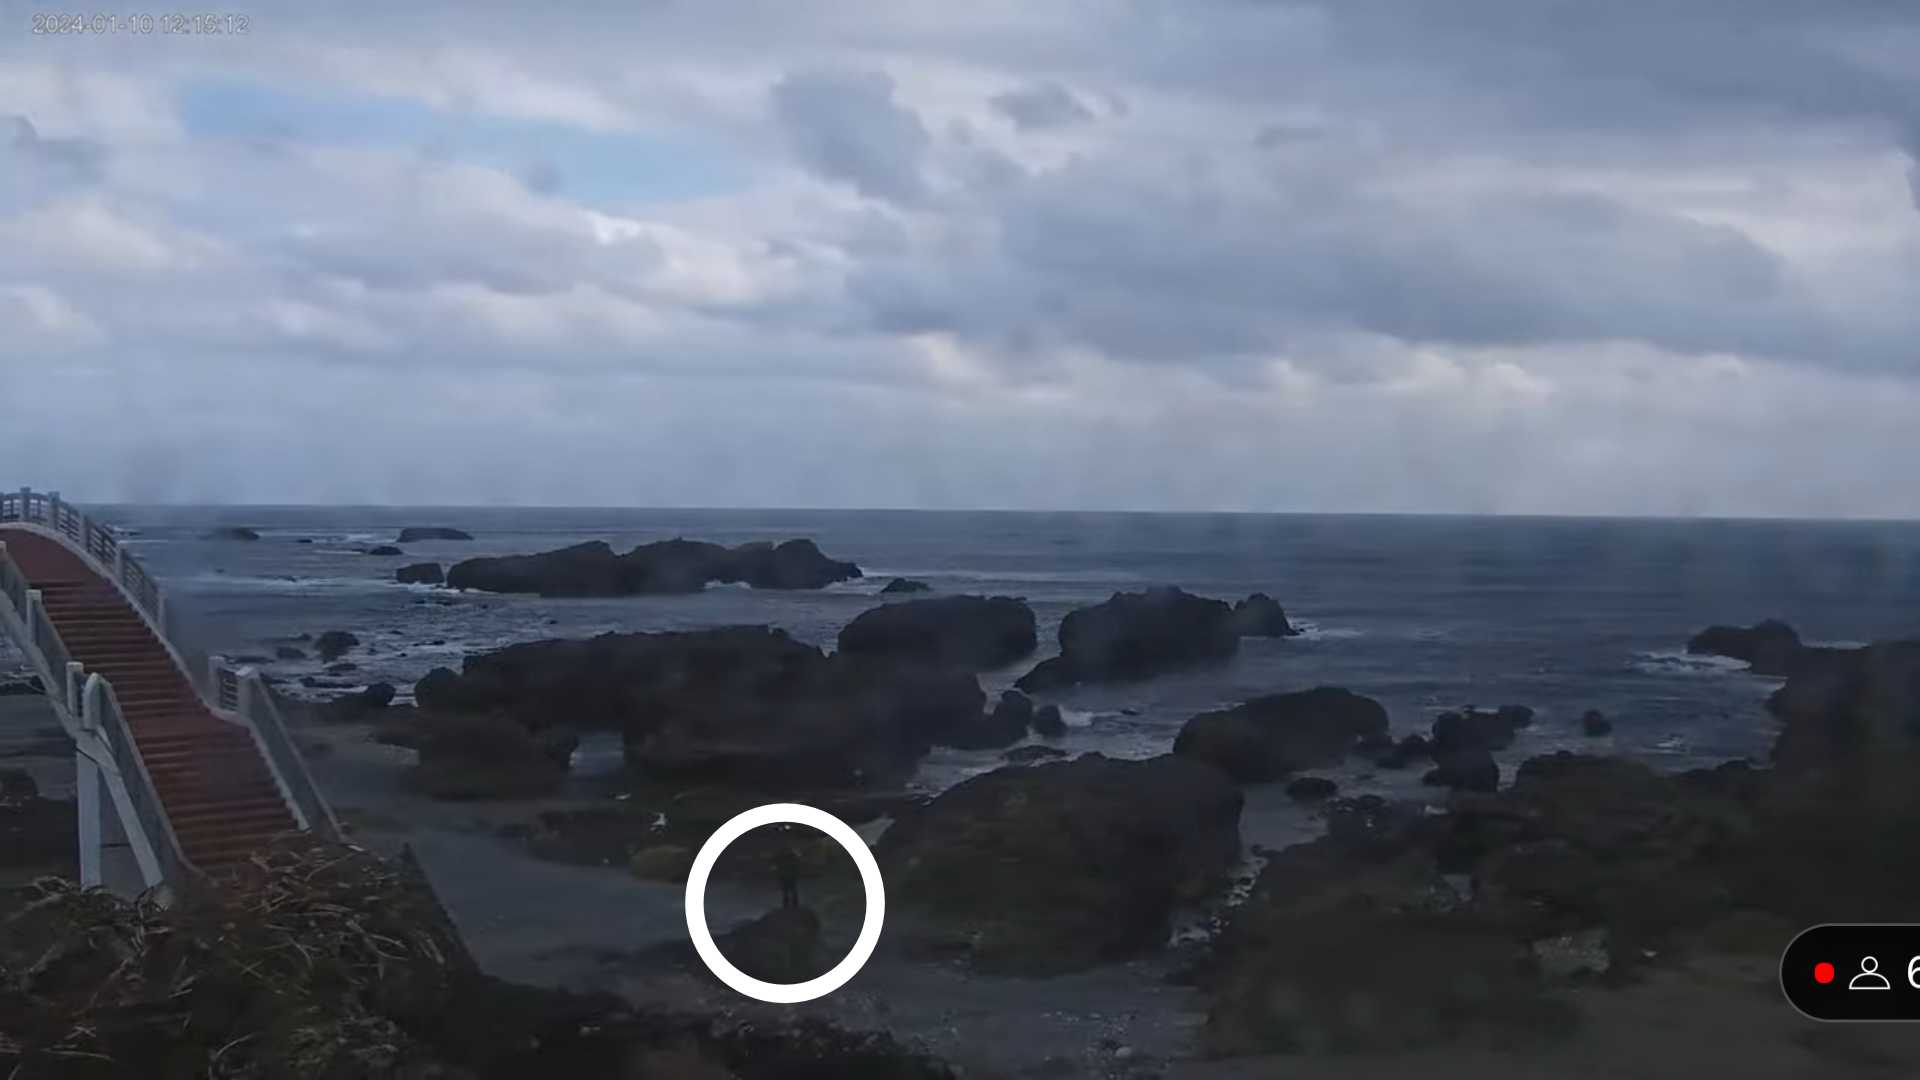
[0,486,342,888]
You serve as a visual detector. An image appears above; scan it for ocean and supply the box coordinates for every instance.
[94,505,1920,843]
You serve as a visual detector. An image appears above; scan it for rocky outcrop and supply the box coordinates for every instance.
[837,596,1037,670]
[365,545,405,556]
[1430,704,1533,753]
[1015,587,1240,692]
[881,577,932,594]
[1422,746,1499,791]
[313,630,359,662]
[1031,703,1067,738]
[877,753,1241,974]
[1229,592,1299,637]
[714,907,829,984]
[414,627,986,787]
[1173,688,1389,782]
[1581,709,1612,736]
[396,561,444,585]
[1687,619,1806,675]
[204,526,261,541]
[408,715,578,799]
[1285,776,1338,801]
[1766,639,1920,773]
[398,526,474,542]
[446,538,860,596]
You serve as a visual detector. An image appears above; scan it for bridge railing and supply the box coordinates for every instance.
[209,656,341,842]
[82,672,199,887]
[1,489,169,648]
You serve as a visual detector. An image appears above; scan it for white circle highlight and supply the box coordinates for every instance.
[683,802,886,1004]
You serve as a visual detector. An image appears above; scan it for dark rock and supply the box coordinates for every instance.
[204,526,260,541]
[1173,688,1389,782]
[1687,619,1806,676]
[1423,746,1499,791]
[294,537,313,544]
[273,645,306,661]
[318,682,395,722]
[409,715,577,800]
[937,690,1035,751]
[396,561,444,585]
[313,630,360,662]
[446,537,860,596]
[881,577,932,594]
[714,906,828,983]
[398,526,474,542]
[1015,587,1240,692]
[416,628,984,787]
[1004,745,1068,764]
[1376,733,1433,769]
[877,753,1242,974]
[1229,592,1299,637]
[1285,776,1339,801]
[1031,703,1067,738]
[324,661,357,674]
[837,596,1037,669]
[365,545,406,556]
[1767,639,1920,773]
[1582,709,1612,736]
[1431,705,1532,753]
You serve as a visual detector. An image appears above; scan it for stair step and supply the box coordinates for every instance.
[170,801,292,824]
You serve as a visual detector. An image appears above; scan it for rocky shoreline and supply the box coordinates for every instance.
[160,584,1920,1073]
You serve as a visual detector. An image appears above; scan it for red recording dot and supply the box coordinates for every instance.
[1814,962,1836,985]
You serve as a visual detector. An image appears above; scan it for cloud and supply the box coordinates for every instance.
[990,81,1096,131]
[770,68,931,203]
[1,1,1919,513]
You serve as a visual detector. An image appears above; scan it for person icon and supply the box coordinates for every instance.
[1849,955,1892,990]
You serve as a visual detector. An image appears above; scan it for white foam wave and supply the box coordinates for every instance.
[1628,650,1751,677]
[1292,620,1363,640]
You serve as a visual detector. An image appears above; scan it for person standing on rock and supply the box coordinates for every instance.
[773,835,802,910]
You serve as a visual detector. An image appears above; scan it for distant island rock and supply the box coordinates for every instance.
[881,577,932,594]
[204,526,261,541]
[445,538,860,596]
[364,545,405,556]
[397,527,474,542]
[837,595,1037,670]
[1230,592,1299,637]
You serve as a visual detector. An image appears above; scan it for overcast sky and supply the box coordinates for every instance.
[4,1,1919,515]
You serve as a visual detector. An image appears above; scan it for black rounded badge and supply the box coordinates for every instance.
[1781,925,1920,1021]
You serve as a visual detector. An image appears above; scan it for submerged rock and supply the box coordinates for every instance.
[446,537,860,596]
[877,753,1241,974]
[1016,586,1240,692]
[365,544,405,556]
[1581,709,1612,736]
[1173,687,1390,782]
[1031,703,1067,738]
[204,526,261,541]
[881,577,932,594]
[397,526,474,542]
[313,630,360,661]
[837,595,1038,669]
